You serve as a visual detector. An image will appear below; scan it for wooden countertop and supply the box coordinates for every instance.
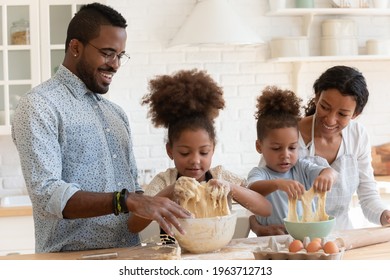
[1,233,389,260]
[0,206,32,217]
[0,176,387,218]
[375,175,390,182]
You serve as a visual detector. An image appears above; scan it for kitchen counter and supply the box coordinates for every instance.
[1,230,389,260]
[0,206,32,217]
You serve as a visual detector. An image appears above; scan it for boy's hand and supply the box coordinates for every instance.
[275,179,305,199]
[312,168,337,193]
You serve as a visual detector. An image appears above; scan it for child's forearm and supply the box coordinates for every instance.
[248,179,280,196]
[231,184,272,217]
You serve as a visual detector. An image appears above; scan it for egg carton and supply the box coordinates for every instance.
[252,236,345,260]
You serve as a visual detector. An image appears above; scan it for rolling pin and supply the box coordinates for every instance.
[334,226,390,250]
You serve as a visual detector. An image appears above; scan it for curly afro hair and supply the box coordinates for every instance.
[255,86,302,140]
[142,69,225,145]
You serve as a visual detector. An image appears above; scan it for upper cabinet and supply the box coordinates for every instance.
[266,7,390,62]
[0,0,39,134]
[0,0,92,135]
[40,0,92,82]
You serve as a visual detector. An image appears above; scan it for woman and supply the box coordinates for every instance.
[298,65,390,230]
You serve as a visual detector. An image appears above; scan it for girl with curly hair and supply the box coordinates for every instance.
[128,69,271,241]
[247,86,337,237]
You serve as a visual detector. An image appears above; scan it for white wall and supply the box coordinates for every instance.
[103,0,390,178]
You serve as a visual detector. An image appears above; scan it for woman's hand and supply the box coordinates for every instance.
[380,209,390,226]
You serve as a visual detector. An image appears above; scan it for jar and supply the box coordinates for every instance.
[10,19,30,45]
[295,0,314,8]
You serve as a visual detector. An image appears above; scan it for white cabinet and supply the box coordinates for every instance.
[39,0,93,82]
[0,215,35,256]
[0,0,40,134]
[266,8,390,62]
[0,0,95,135]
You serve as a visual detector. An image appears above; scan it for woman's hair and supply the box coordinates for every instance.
[304,65,369,116]
[65,2,127,51]
[142,69,225,146]
[255,86,302,140]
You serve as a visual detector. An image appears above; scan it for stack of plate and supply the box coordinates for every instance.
[320,19,358,56]
[270,36,309,58]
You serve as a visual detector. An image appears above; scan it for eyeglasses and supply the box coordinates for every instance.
[86,42,130,66]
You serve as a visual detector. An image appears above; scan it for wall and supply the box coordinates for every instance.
[1,0,390,197]
[106,0,390,178]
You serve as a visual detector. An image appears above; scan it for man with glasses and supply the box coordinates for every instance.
[12,2,191,253]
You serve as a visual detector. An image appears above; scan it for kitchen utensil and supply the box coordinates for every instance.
[173,213,237,253]
[331,0,360,7]
[284,216,336,241]
[334,226,390,250]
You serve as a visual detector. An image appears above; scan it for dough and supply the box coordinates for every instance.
[287,188,329,222]
[174,176,230,218]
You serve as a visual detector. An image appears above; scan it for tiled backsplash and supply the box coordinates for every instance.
[0,135,27,198]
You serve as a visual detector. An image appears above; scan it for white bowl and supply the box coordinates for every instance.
[173,213,237,254]
[270,36,309,58]
[321,37,358,56]
[366,39,390,55]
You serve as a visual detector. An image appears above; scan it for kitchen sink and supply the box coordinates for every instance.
[0,195,32,207]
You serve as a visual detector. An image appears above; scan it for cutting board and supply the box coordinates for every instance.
[372,143,390,175]
[79,243,181,260]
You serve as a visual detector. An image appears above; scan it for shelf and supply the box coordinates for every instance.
[268,55,390,63]
[267,8,390,16]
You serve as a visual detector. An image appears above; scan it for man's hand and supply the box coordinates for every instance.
[126,193,192,236]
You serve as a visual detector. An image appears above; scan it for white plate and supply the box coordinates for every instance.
[330,0,364,8]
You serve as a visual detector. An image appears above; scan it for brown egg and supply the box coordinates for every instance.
[306,241,322,253]
[289,239,304,253]
[311,237,322,244]
[323,241,339,254]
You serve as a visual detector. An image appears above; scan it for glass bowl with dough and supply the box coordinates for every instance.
[173,213,237,254]
[172,176,236,253]
[283,216,336,241]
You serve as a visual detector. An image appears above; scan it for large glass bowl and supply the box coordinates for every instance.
[173,213,237,254]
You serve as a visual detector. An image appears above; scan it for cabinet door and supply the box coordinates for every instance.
[39,0,97,82]
[0,0,40,134]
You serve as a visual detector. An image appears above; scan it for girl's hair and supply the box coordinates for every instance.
[255,86,302,140]
[304,65,369,116]
[65,2,127,52]
[142,69,225,146]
